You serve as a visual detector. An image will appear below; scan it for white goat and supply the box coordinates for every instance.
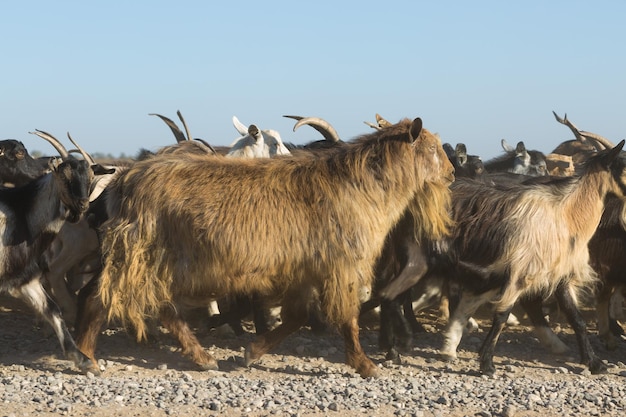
[227,116,290,158]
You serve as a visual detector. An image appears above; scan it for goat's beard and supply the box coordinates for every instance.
[63,206,83,223]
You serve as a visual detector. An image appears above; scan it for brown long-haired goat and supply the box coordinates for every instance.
[75,117,454,378]
[436,140,626,375]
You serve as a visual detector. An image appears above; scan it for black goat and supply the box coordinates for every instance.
[0,140,95,372]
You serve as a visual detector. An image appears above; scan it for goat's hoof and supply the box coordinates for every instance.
[385,348,401,364]
[589,359,608,375]
[357,362,379,378]
[244,347,259,367]
[79,360,101,376]
[198,361,219,371]
[479,362,496,376]
[69,351,100,376]
[438,352,457,362]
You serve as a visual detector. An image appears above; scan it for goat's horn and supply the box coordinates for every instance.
[283,115,340,143]
[176,110,192,142]
[553,111,585,142]
[150,113,187,143]
[552,111,613,150]
[364,121,381,130]
[66,132,96,165]
[30,129,70,159]
[579,130,615,150]
[193,138,218,155]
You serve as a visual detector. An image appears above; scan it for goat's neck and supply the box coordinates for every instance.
[562,168,612,240]
[27,175,64,237]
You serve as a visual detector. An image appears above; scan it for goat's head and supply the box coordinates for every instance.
[0,139,50,186]
[50,157,93,223]
[30,130,96,223]
[228,116,291,158]
[551,111,617,171]
[501,139,548,176]
[443,142,485,179]
[409,118,455,186]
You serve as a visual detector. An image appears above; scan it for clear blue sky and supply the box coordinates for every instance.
[2,1,624,160]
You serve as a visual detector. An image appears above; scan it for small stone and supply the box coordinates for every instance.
[502,405,517,417]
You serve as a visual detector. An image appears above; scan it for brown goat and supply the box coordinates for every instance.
[437,141,626,375]
[74,117,455,378]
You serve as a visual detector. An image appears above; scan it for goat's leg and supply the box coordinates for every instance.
[340,315,379,378]
[44,269,79,325]
[409,274,450,331]
[555,283,607,374]
[519,295,569,354]
[478,306,513,376]
[595,284,617,350]
[379,295,412,363]
[250,293,272,335]
[403,290,426,334]
[441,289,497,360]
[15,279,94,374]
[244,299,308,366]
[74,277,106,374]
[159,305,218,371]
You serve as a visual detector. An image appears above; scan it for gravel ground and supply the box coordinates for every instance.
[1,299,625,417]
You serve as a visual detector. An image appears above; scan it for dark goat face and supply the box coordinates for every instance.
[511,150,548,176]
[0,139,48,186]
[443,143,485,179]
[51,158,93,223]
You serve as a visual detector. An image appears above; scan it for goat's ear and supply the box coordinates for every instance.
[501,139,514,152]
[601,139,626,166]
[48,157,62,171]
[443,143,455,158]
[515,141,527,154]
[455,143,468,165]
[409,118,423,143]
[610,140,626,160]
[91,164,116,176]
[376,113,392,128]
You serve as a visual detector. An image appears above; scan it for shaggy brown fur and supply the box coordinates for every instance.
[438,141,626,375]
[75,117,454,378]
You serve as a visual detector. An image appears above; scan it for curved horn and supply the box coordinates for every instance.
[364,120,381,130]
[552,111,613,150]
[283,115,340,143]
[193,138,218,155]
[552,111,586,143]
[66,132,96,165]
[579,129,615,150]
[150,113,187,143]
[29,129,70,159]
[176,110,193,143]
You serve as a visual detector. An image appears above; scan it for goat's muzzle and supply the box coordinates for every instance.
[65,198,90,223]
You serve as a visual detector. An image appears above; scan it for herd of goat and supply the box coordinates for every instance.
[0,110,625,379]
